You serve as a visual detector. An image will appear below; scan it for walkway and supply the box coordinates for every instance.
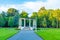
[8,30,42,40]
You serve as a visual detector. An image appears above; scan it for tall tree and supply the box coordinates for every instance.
[7,8,19,27]
[31,12,37,18]
[0,14,5,27]
[42,18,47,27]
[14,13,19,27]
[7,8,18,16]
[1,11,7,27]
[56,9,60,28]
[20,11,28,18]
[8,17,14,27]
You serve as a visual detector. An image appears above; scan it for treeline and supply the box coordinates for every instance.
[31,7,60,28]
[0,8,29,27]
[0,8,19,27]
[0,7,60,28]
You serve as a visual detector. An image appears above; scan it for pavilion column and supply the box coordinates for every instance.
[20,19,22,27]
[33,19,36,29]
[33,20,34,28]
[35,20,37,29]
[24,19,26,27]
[29,19,31,27]
[19,18,21,29]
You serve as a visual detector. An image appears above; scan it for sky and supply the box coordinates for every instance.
[0,0,60,16]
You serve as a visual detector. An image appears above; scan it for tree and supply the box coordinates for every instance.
[8,17,14,27]
[7,8,18,16]
[14,13,19,27]
[1,11,7,17]
[48,9,58,28]
[42,18,47,28]
[31,12,37,18]
[55,9,60,28]
[37,7,48,27]
[1,11,7,27]
[7,8,19,27]
[51,20,56,28]
[0,14,5,27]
[20,11,28,18]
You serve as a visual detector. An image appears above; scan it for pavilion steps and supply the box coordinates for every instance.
[23,27,31,30]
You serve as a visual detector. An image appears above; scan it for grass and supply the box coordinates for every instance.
[0,28,19,40]
[35,28,60,40]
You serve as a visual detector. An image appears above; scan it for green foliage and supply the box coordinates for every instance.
[42,18,47,27]
[8,17,14,27]
[7,8,19,27]
[30,7,60,28]
[35,7,60,28]
[7,8,18,16]
[0,14,5,27]
[20,11,28,18]
[51,18,57,28]
[31,12,37,18]
[0,7,60,28]
[14,13,19,27]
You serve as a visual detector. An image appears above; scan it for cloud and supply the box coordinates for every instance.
[45,0,60,9]
[0,0,60,16]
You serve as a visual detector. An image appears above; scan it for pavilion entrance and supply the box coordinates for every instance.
[26,19,29,27]
[19,18,37,30]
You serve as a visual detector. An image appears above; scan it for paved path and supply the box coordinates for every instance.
[8,30,42,40]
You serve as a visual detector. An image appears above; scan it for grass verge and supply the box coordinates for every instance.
[35,28,60,40]
[0,28,19,40]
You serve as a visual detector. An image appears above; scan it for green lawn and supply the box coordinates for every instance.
[35,28,60,40]
[0,28,19,40]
